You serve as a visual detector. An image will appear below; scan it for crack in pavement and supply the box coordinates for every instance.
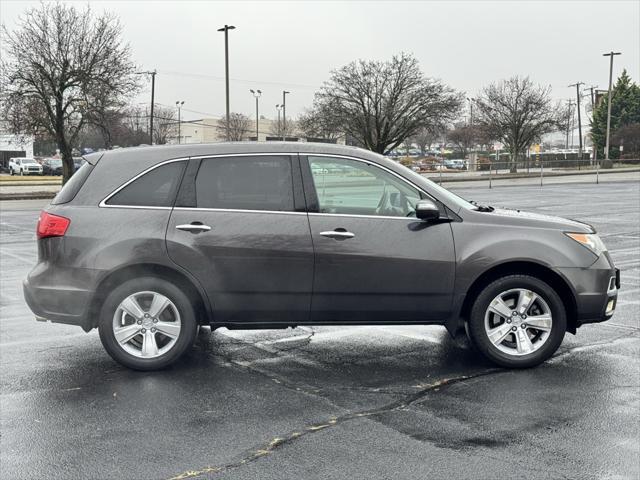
[170,333,640,480]
[166,368,503,480]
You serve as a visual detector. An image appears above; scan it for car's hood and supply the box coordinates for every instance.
[22,162,41,167]
[475,207,595,233]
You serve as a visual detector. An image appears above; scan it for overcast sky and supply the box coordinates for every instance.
[2,0,639,122]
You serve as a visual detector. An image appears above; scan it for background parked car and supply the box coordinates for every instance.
[8,157,43,176]
[73,157,86,172]
[41,158,63,176]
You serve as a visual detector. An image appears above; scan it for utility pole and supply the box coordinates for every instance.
[217,25,236,141]
[135,70,157,144]
[282,90,290,141]
[586,85,598,164]
[565,100,574,150]
[250,89,262,141]
[175,101,184,144]
[603,51,621,163]
[568,82,584,159]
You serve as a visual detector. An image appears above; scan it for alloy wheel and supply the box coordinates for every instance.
[112,291,181,359]
[483,288,553,356]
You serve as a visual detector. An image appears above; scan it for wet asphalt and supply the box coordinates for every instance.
[1,180,639,480]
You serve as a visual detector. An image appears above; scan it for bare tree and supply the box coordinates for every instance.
[269,117,297,139]
[411,126,441,155]
[152,105,177,145]
[447,123,478,158]
[217,112,251,141]
[297,102,341,140]
[310,53,462,154]
[1,3,139,182]
[475,77,562,172]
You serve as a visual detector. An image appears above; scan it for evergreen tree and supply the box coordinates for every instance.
[590,70,640,159]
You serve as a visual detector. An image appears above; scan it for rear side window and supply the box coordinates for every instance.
[195,156,294,211]
[106,161,186,207]
[51,161,95,205]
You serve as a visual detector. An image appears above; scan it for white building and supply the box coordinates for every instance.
[0,133,34,170]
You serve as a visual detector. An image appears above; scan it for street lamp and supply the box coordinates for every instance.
[282,90,290,141]
[603,51,621,163]
[217,24,236,141]
[176,101,184,144]
[250,89,262,141]
[135,70,157,144]
[276,104,283,137]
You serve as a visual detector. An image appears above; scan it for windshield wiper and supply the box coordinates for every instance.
[470,200,495,212]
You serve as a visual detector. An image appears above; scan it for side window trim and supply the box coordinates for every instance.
[300,154,439,217]
[99,158,187,209]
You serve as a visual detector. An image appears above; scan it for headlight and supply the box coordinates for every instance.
[565,232,607,255]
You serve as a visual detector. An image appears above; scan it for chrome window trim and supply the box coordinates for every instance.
[173,207,306,216]
[99,158,188,208]
[308,212,419,221]
[98,151,436,213]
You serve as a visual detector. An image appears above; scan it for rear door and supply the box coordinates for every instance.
[166,154,314,324]
[302,155,456,323]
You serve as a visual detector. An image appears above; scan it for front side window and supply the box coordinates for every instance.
[195,156,294,211]
[308,156,422,217]
[105,161,186,207]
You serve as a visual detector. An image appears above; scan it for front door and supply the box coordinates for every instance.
[166,154,313,324]
[303,155,456,323]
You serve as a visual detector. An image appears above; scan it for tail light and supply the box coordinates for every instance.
[37,211,70,239]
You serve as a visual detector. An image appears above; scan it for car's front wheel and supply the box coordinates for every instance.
[98,277,198,370]
[467,274,566,368]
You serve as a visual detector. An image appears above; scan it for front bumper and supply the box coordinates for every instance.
[557,254,619,327]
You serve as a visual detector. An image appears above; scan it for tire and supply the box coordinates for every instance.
[20,169,23,176]
[98,277,198,370]
[10,168,14,176]
[466,274,566,368]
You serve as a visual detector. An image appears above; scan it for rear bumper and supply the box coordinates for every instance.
[557,256,619,327]
[23,264,98,331]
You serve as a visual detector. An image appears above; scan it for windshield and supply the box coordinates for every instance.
[48,159,62,166]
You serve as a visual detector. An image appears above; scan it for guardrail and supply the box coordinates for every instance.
[411,158,640,188]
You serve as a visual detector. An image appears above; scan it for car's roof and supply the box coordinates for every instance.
[85,142,383,165]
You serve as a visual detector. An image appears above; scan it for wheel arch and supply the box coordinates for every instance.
[458,261,578,334]
[87,263,213,331]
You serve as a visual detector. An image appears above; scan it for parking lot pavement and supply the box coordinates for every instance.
[1,182,638,480]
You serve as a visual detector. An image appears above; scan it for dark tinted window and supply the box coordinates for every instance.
[51,161,95,205]
[196,156,294,211]
[106,161,186,207]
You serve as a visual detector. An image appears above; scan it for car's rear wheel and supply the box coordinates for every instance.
[98,277,198,370]
[467,275,566,368]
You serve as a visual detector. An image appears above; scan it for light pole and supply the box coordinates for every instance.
[568,82,584,160]
[282,90,290,141]
[175,101,184,144]
[250,89,262,141]
[217,24,236,141]
[603,51,621,163]
[276,104,283,138]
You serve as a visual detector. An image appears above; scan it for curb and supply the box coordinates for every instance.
[423,168,640,183]
[0,192,57,201]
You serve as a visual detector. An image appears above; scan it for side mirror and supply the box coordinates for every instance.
[415,199,440,221]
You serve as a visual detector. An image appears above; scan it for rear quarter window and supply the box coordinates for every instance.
[105,161,186,207]
[51,162,95,205]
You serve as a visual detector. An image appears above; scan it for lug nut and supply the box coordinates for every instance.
[144,313,149,318]
[511,326,517,331]
[521,314,527,320]
[137,320,142,325]
[153,318,158,323]
[506,319,512,324]
[141,328,146,333]
[151,328,156,333]
[511,311,518,316]
[521,324,527,329]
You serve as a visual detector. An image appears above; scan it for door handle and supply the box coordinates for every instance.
[319,229,355,240]
[176,223,211,233]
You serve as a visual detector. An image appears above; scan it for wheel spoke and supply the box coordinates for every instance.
[114,324,141,345]
[141,331,159,357]
[148,293,171,319]
[488,297,512,319]
[515,290,537,316]
[120,295,145,320]
[487,323,513,346]
[525,314,552,331]
[515,328,534,354]
[155,321,180,339]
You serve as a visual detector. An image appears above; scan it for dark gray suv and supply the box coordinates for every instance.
[24,143,619,370]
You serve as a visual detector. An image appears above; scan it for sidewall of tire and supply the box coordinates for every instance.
[98,277,198,371]
[467,275,567,368]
